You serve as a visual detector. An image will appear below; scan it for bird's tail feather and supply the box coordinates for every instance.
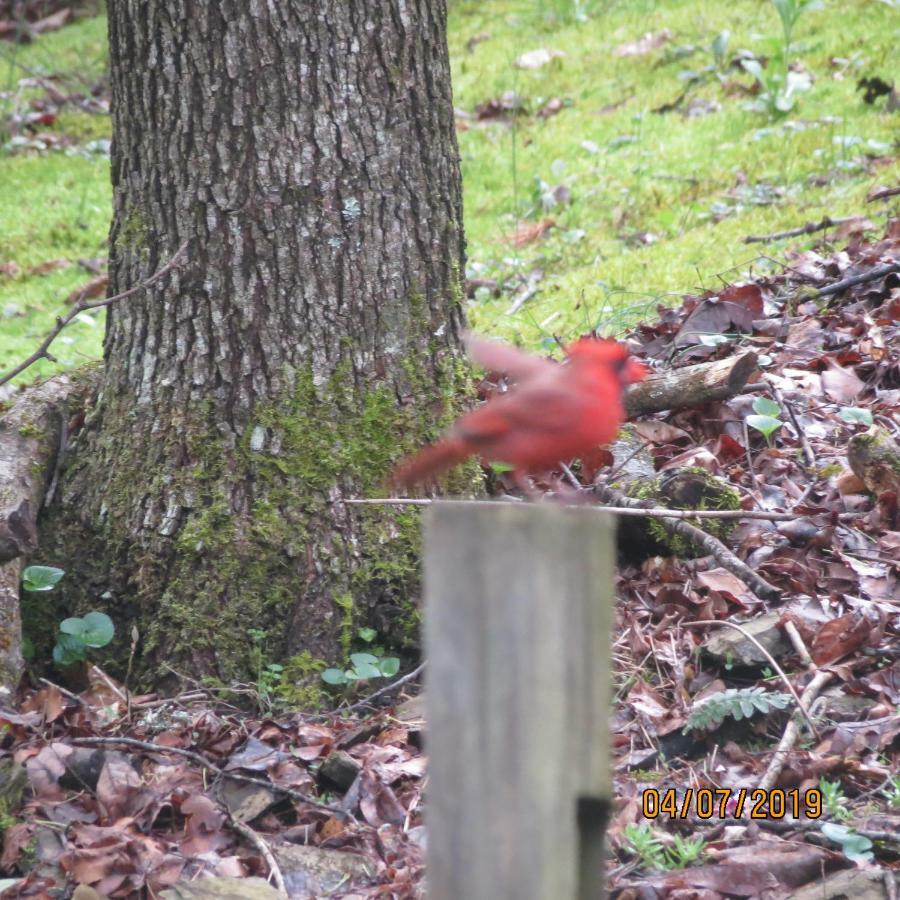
[390,438,469,489]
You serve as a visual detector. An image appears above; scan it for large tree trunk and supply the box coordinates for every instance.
[34,0,468,685]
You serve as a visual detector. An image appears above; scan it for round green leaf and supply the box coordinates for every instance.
[59,617,86,636]
[746,414,783,440]
[22,565,65,593]
[357,627,377,643]
[839,407,873,426]
[53,633,86,666]
[349,652,378,667]
[321,668,347,685]
[353,662,381,680]
[752,396,781,417]
[80,612,115,648]
[378,657,400,677]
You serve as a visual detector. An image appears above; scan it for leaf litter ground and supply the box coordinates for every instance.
[0,221,898,898]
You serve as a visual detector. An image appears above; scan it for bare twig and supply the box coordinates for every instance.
[758,671,832,793]
[69,735,350,818]
[343,496,856,523]
[814,261,900,300]
[743,216,859,244]
[227,817,287,896]
[685,620,820,740]
[0,241,189,387]
[338,662,426,716]
[782,620,814,669]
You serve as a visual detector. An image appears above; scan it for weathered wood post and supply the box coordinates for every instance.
[424,501,615,900]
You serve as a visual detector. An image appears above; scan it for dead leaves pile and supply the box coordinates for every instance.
[604,218,899,893]
[0,677,428,898]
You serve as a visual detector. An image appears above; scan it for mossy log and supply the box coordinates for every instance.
[0,374,89,694]
[624,351,758,417]
[848,426,900,495]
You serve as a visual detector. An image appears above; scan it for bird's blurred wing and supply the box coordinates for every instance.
[465,333,556,383]
[457,384,580,446]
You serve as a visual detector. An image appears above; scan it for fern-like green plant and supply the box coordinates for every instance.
[685,687,791,732]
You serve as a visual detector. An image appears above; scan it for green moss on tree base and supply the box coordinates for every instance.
[32,341,477,693]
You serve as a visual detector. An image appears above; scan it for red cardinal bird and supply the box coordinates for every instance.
[390,334,647,489]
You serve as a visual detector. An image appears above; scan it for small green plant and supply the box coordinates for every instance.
[746,396,783,446]
[882,775,900,810]
[819,777,852,822]
[246,628,285,712]
[667,834,707,869]
[53,612,115,667]
[623,823,706,871]
[685,687,791,732]
[742,0,819,117]
[820,822,873,863]
[21,566,115,668]
[321,651,401,686]
[623,823,667,870]
[21,565,65,593]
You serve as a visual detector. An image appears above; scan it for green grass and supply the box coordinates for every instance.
[1,1,898,385]
[449,0,900,342]
[0,13,110,384]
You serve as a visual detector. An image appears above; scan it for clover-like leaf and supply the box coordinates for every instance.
[379,657,401,677]
[349,652,379,668]
[80,612,114,648]
[352,662,382,680]
[321,668,348,685]
[22,565,65,593]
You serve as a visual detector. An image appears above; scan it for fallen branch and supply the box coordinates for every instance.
[592,484,782,601]
[814,260,900,300]
[743,216,860,244]
[755,670,832,792]
[624,351,759,418]
[227,816,287,897]
[0,240,188,387]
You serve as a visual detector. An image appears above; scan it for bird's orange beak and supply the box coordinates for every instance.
[624,358,649,384]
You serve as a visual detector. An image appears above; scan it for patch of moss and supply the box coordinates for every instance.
[17,422,42,439]
[276,650,329,709]
[628,467,741,558]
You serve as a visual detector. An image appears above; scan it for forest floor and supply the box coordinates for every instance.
[0,1,898,898]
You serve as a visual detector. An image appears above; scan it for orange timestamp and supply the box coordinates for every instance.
[642,787,822,820]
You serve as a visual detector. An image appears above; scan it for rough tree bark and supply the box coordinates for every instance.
[34,1,469,684]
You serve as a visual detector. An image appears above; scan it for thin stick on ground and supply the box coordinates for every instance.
[756,671,832,793]
[227,816,287,896]
[0,240,189,387]
[685,620,820,740]
[743,216,860,244]
[343,496,862,523]
[767,379,820,508]
[813,260,900,299]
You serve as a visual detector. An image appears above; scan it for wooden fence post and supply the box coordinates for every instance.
[424,501,615,900]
